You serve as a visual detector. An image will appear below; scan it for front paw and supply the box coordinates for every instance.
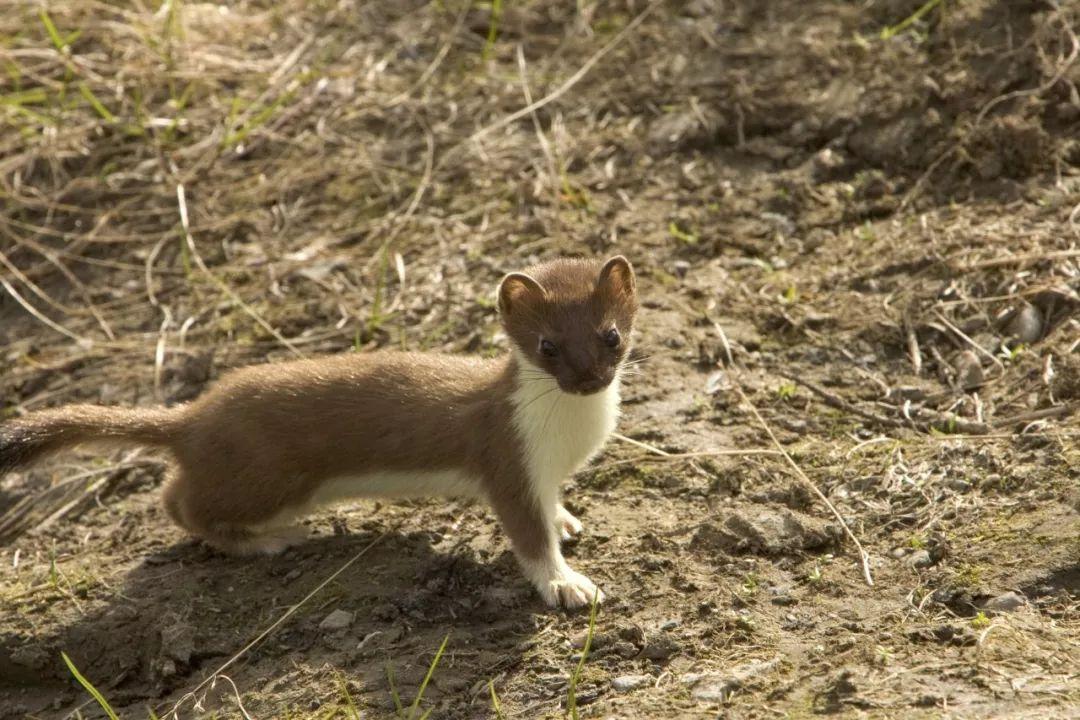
[555,504,584,541]
[539,568,605,609]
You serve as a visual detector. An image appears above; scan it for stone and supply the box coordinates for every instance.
[691,508,835,557]
[649,112,708,149]
[813,148,846,176]
[769,585,796,606]
[954,350,984,390]
[161,621,195,664]
[907,550,933,569]
[683,657,781,702]
[1005,302,1043,344]
[319,609,354,631]
[642,634,681,661]
[611,675,650,692]
[983,591,1026,613]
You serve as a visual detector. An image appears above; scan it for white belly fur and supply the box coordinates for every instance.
[310,470,481,507]
[510,354,620,513]
[262,356,617,530]
[254,470,478,533]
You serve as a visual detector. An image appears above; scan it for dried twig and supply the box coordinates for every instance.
[594,448,782,471]
[163,528,393,719]
[972,11,1080,127]
[0,277,93,348]
[932,310,1005,373]
[517,44,562,205]
[712,321,734,367]
[990,405,1070,428]
[902,6,1079,210]
[612,432,669,456]
[732,383,874,587]
[905,319,922,375]
[782,371,1070,435]
[777,371,908,430]
[469,0,660,142]
[952,249,1080,272]
[176,184,305,359]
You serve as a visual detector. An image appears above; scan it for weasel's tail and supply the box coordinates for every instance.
[0,405,181,474]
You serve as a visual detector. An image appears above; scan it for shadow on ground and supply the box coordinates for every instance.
[2,527,539,717]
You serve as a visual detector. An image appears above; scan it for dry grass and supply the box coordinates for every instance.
[1,0,1079,717]
[0,1,652,391]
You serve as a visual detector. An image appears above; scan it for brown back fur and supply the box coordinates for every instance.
[0,256,637,598]
[163,352,526,532]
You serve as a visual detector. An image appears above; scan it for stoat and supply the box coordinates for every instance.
[0,256,638,608]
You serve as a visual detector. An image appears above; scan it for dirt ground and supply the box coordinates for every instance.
[1,1,1078,718]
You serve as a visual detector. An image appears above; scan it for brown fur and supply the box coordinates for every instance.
[0,256,638,605]
[500,256,638,395]
[160,352,534,553]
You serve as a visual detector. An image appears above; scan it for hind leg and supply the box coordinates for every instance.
[199,522,309,556]
[162,468,192,532]
[554,503,583,541]
[162,467,309,556]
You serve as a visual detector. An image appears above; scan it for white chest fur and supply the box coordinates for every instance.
[510,358,620,511]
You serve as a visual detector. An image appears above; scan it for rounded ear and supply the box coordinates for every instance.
[498,272,546,315]
[598,255,636,297]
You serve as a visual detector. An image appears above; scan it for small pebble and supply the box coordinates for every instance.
[983,591,1026,613]
[319,609,354,631]
[954,350,984,390]
[813,148,846,173]
[684,657,780,702]
[161,621,195,664]
[1006,302,1043,344]
[642,634,681,661]
[769,585,796,606]
[611,675,650,692]
[907,550,933,569]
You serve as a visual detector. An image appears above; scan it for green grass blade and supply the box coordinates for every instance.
[386,664,404,716]
[482,0,504,62]
[61,652,120,720]
[367,242,391,337]
[336,671,361,720]
[39,9,67,52]
[0,88,48,106]
[409,633,450,719]
[78,83,117,123]
[489,679,505,719]
[880,0,943,40]
[222,82,303,147]
[567,591,600,720]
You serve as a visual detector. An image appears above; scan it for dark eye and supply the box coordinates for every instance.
[603,328,621,348]
[539,339,558,357]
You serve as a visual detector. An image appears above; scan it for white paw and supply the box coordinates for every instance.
[250,527,309,555]
[555,504,584,541]
[537,567,605,609]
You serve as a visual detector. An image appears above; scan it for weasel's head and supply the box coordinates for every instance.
[498,256,638,396]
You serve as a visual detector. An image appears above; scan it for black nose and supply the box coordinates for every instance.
[576,376,608,394]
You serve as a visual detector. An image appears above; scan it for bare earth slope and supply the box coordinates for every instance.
[1,1,1077,717]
